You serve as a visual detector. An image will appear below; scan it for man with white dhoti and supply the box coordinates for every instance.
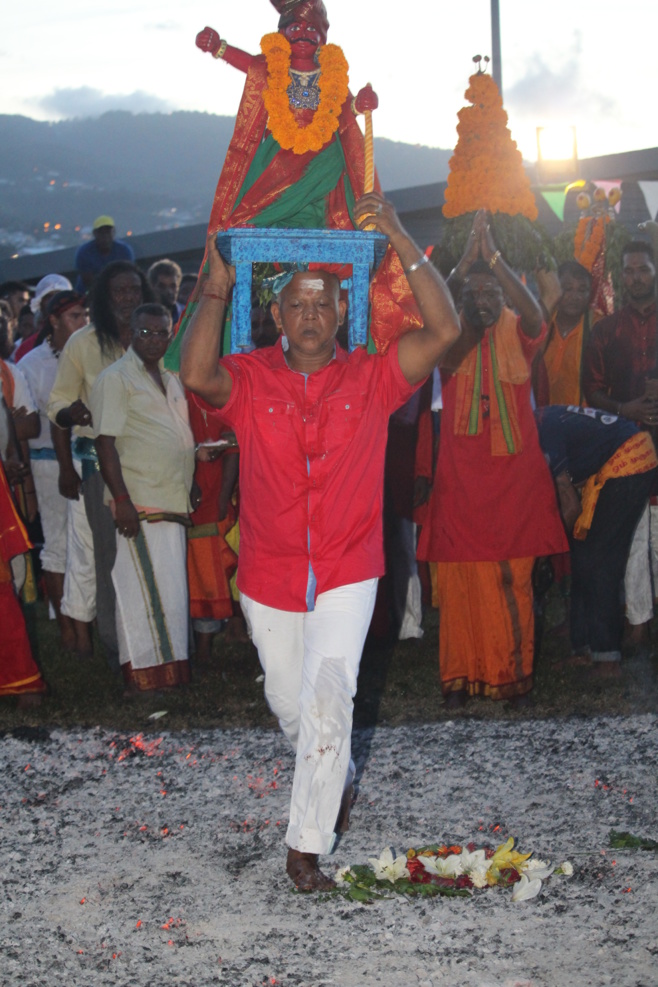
[90,303,195,695]
[19,291,96,656]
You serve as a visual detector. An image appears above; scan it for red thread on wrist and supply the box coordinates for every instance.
[115,493,131,504]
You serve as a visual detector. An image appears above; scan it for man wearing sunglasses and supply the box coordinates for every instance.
[91,303,196,696]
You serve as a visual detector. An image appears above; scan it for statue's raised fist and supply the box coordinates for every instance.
[354,84,379,114]
[196,26,221,55]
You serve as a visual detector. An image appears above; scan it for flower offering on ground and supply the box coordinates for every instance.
[331,837,573,904]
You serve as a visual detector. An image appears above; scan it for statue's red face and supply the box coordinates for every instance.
[281,18,323,55]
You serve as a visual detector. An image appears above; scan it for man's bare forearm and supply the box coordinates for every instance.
[180,236,235,408]
[95,435,130,501]
[492,256,543,338]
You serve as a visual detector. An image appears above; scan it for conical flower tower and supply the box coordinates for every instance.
[443,64,537,220]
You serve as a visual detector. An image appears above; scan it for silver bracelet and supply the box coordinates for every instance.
[404,254,430,275]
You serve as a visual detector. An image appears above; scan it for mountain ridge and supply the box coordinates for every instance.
[0,111,451,257]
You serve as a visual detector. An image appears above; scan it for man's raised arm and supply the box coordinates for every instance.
[356,194,461,385]
[179,235,236,409]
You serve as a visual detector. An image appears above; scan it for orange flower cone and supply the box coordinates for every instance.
[443,72,537,221]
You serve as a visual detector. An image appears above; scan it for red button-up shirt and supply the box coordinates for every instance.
[582,302,658,404]
[210,338,418,611]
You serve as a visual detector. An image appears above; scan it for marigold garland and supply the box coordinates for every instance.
[261,32,349,155]
[443,72,537,221]
[573,215,608,272]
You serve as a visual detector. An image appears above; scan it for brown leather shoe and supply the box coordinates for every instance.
[286,849,336,892]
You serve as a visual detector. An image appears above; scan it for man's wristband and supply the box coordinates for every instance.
[404,254,430,276]
[213,40,228,59]
[489,250,502,269]
[115,493,131,504]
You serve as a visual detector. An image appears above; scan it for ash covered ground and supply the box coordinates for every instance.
[1,715,656,987]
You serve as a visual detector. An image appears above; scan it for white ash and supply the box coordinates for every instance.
[0,714,656,986]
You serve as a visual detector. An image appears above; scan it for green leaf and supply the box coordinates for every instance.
[609,829,658,852]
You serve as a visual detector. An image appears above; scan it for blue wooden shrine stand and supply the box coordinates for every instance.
[215,228,389,353]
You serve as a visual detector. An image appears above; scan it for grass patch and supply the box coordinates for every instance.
[1,588,657,734]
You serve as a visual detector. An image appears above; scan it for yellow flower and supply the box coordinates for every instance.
[486,837,533,884]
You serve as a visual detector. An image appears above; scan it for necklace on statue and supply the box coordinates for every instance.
[287,68,321,110]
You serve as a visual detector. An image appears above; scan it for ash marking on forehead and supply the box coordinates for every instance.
[291,278,327,292]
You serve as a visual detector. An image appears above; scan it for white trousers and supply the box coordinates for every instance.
[61,494,96,623]
[624,502,658,625]
[31,460,68,573]
[241,578,378,856]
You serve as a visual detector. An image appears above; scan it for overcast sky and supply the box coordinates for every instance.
[2,0,651,163]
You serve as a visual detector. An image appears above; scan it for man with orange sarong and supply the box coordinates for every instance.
[417,212,567,708]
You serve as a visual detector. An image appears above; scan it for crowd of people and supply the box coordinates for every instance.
[1,210,657,712]
[2,0,657,895]
[2,197,655,890]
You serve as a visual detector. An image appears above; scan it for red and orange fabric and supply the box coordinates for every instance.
[0,465,46,697]
[435,558,535,700]
[418,313,567,698]
[187,398,238,622]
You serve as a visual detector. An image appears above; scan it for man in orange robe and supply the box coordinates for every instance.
[418,213,567,707]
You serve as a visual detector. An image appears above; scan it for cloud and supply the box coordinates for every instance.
[34,86,176,118]
[505,34,618,123]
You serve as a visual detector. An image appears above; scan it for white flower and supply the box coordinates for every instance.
[420,853,463,879]
[524,857,555,881]
[367,847,410,883]
[334,866,353,885]
[458,848,489,888]
[511,873,543,902]
[557,860,574,877]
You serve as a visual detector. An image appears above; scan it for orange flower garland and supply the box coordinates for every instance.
[443,72,537,220]
[261,33,349,155]
[574,215,608,272]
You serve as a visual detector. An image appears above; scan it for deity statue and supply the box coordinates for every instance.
[195,0,378,233]
[165,0,421,361]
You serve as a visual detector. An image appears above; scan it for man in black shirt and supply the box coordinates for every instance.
[536,405,658,677]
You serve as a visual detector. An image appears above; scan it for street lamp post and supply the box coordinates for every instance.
[491,0,502,95]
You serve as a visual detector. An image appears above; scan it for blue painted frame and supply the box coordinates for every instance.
[215,227,389,353]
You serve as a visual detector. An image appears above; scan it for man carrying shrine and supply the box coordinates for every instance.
[180,193,460,892]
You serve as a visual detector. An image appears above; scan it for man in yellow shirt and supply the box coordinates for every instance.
[91,303,196,695]
[48,261,150,671]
